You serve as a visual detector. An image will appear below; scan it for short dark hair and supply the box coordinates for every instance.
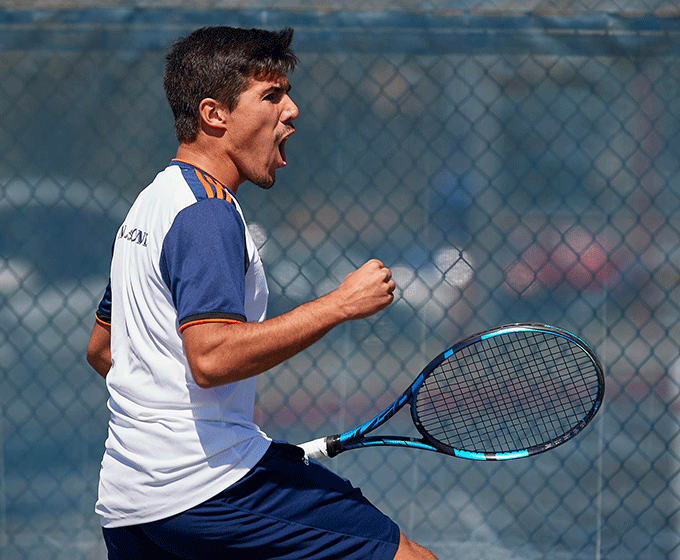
[163,26,298,143]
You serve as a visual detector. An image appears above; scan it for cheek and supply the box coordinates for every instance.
[241,119,270,147]
[230,127,264,158]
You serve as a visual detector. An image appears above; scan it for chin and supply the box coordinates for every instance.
[248,164,278,189]
[253,175,275,189]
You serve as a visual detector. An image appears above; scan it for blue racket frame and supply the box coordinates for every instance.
[321,323,604,461]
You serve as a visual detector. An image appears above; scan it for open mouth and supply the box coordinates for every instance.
[277,127,294,166]
[278,138,287,165]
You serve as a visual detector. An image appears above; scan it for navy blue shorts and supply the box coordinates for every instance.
[102,441,400,560]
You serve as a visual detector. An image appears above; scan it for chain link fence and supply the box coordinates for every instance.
[1,5,680,559]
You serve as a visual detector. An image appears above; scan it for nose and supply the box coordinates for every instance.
[282,95,299,124]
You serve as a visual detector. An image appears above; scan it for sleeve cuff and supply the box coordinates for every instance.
[178,312,246,334]
[95,310,112,327]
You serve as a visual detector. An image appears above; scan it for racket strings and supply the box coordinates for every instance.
[415,331,601,454]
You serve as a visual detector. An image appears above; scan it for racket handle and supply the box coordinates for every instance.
[298,437,330,461]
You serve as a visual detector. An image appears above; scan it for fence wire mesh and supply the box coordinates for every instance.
[1,5,680,560]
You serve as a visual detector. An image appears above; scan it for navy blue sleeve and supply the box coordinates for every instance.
[160,198,248,332]
[96,280,112,325]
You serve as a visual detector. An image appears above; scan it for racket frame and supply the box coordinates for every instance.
[299,323,604,461]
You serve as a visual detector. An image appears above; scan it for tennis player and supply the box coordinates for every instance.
[87,26,438,560]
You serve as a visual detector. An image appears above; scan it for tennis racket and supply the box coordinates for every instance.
[298,323,604,461]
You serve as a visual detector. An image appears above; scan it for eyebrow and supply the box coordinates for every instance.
[262,83,292,96]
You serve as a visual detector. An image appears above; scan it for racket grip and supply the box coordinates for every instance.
[298,437,330,461]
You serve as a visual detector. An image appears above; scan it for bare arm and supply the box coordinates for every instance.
[182,259,395,388]
[86,320,112,379]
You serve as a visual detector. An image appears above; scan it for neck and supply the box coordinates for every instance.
[174,142,243,194]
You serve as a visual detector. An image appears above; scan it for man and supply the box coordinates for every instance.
[87,26,438,560]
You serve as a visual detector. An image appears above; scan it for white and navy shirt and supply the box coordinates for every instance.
[94,160,271,528]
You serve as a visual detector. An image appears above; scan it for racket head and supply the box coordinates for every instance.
[410,323,604,460]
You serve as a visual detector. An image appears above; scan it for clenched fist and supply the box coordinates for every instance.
[331,259,396,321]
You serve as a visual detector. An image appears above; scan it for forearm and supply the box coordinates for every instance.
[183,291,346,387]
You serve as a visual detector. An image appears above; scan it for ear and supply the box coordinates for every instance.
[198,98,229,132]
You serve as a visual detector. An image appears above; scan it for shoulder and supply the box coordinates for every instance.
[171,197,245,239]
[127,164,197,222]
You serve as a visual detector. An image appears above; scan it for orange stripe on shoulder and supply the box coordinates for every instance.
[194,170,215,198]
[204,175,232,203]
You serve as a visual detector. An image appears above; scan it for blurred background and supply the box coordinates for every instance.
[1,2,679,559]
